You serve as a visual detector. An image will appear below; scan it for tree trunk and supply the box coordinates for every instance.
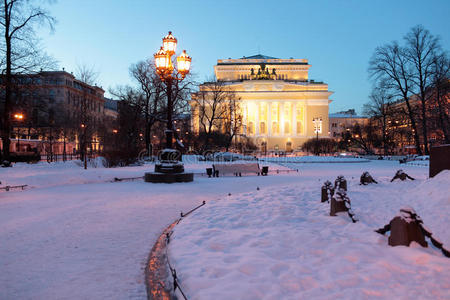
[2,19,12,160]
[420,99,429,155]
[403,95,423,155]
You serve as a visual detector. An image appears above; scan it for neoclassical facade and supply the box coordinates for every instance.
[192,55,332,151]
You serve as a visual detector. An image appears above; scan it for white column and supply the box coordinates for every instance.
[268,101,272,136]
[243,102,248,135]
[280,102,285,136]
[292,103,297,136]
[304,102,308,137]
[255,102,259,136]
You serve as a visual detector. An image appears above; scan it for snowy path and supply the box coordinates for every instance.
[1,161,298,299]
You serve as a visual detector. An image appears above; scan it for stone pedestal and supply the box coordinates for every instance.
[321,181,334,203]
[145,172,194,183]
[388,216,427,247]
[360,172,377,185]
[334,176,347,191]
[430,144,450,178]
[330,198,348,216]
[145,151,194,183]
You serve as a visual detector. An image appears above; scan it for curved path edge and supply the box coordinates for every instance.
[145,219,180,300]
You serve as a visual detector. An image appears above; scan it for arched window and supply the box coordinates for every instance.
[297,121,302,134]
[260,122,266,134]
[248,122,254,135]
[272,122,279,134]
[284,121,290,134]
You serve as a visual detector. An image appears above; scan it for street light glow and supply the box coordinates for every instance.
[14,113,24,120]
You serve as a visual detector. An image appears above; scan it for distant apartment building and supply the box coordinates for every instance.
[385,89,449,154]
[1,70,106,154]
[329,109,368,139]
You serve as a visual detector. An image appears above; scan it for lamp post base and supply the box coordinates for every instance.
[154,161,185,173]
[144,171,194,183]
[145,149,193,183]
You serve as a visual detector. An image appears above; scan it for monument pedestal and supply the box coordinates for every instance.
[145,154,193,183]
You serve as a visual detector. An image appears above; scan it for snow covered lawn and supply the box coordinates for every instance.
[0,160,295,299]
[169,163,450,299]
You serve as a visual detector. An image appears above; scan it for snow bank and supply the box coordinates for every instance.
[169,167,450,299]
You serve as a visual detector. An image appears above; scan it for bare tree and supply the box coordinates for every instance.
[404,25,442,154]
[363,83,394,155]
[192,79,238,149]
[369,41,423,155]
[223,95,243,151]
[128,60,193,154]
[106,85,145,165]
[75,63,99,86]
[0,0,55,160]
[129,60,165,153]
[430,52,450,143]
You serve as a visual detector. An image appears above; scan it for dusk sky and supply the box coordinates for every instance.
[39,0,450,114]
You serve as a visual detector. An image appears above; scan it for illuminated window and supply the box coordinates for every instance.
[272,122,279,134]
[260,122,266,134]
[260,104,267,121]
[297,121,302,134]
[248,121,254,135]
[284,121,290,134]
[271,103,279,123]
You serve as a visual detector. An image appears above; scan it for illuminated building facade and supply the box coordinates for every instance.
[192,55,332,151]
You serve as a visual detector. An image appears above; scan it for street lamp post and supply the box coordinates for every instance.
[154,32,191,151]
[81,123,87,169]
[14,113,24,152]
[145,31,193,182]
[312,117,322,155]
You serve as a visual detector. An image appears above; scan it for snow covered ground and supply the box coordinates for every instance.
[1,159,446,299]
[0,160,292,299]
[169,162,450,299]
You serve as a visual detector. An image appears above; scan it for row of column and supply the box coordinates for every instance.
[245,101,306,136]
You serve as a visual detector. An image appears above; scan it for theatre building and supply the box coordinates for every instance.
[191,55,333,152]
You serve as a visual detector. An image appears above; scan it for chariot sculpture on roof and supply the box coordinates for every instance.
[250,63,277,80]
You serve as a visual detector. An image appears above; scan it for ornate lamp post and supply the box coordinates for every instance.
[145,31,193,183]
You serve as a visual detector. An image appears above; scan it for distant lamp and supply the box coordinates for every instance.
[177,50,192,78]
[162,31,177,55]
[14,113,24,120]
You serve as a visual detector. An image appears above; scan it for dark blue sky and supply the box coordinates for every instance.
[39,0,450,114]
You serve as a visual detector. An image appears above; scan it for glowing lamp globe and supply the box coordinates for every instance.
[177,50,192,77]
[162,31,177,55]
[14,113,24,120]
[154,47,170,73]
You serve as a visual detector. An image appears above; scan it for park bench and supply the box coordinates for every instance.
[212,163,264,177]
[0,184,28,191]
